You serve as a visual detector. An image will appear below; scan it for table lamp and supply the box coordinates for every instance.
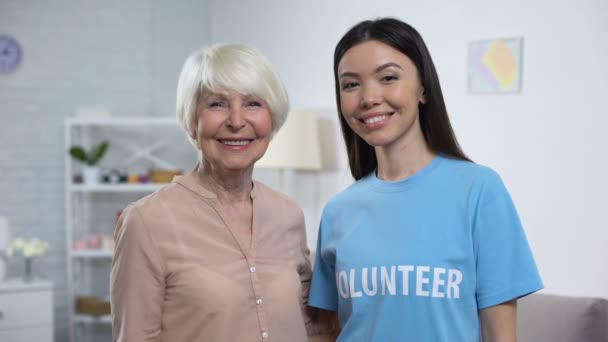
[256,111,322,191]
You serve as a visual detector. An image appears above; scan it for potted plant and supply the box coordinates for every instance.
[69,141,109,184]
[4,237,50,282]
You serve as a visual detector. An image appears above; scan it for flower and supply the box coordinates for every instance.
[4,238,49,258]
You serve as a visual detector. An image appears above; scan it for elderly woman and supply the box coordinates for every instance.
[110,43,334,342]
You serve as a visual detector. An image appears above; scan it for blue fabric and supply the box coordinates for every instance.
[309,155,543,342]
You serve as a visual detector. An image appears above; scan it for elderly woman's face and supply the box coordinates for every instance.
[193,90,272,173]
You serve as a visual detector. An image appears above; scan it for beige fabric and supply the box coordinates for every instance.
[517,293,608,342]
[110,167,334,342]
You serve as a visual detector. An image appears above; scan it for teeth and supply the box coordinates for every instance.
[221,140,250,146]
[364,115,388,124]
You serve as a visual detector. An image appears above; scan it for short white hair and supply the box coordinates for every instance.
[176,43,289,147]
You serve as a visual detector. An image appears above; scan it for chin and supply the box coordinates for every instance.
[219,159,256,172]
[361,134,396,148]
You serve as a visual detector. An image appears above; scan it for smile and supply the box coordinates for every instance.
[364,115,388,124]
[360,113,393,126]
[219,139,252,146]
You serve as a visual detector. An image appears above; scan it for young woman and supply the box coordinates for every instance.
[309,18,543,341]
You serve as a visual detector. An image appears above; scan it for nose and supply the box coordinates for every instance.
[227,108,246,130]
[360,84,382,109]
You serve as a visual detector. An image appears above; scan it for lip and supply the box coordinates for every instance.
[216,138,254,150]
[358,111,393,129]
[359,111,393,120]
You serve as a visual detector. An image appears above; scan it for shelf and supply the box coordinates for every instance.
[72,250,113,258]
[74,314,112,324]
[67,116,178,127]
[65,117,193,341]
[69,183,167,192]
[0,279,54,292]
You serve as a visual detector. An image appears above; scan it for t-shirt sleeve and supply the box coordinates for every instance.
[473,172,544,309]
[308,217,338,312]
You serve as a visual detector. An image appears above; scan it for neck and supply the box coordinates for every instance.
[197,161,253,204]
[374,130,435,181]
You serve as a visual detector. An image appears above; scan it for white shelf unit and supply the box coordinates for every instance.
[64,117,196,342]
[71,250,113,259]
[69,183,165,193]
[73,314,112,324]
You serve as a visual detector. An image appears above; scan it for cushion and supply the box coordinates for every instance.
[517,293,608,342]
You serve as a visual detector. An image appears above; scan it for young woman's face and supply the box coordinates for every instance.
[337,40,427,149]
[193,90,273,174]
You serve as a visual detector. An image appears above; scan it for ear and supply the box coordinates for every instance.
[189,127,199,149]
[192,138,200,150]
[420,88,427,104]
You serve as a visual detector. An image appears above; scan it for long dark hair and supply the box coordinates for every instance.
[334,17,470,180]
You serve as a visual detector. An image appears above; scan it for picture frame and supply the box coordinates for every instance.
[468,36,524,94]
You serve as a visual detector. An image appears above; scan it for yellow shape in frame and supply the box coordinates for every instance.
[482,40,518,90]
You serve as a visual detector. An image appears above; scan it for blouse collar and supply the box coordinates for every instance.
[172,162,258,199]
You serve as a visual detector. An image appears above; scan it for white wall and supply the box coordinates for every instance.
[0,1,211,340]
[210,0,608,298]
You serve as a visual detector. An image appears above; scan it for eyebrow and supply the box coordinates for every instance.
[339,62,403,78]
[201,91,228,100]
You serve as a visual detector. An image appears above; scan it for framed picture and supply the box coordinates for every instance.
[468,37,523,94]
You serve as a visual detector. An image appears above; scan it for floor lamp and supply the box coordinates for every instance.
[256,111,322,192]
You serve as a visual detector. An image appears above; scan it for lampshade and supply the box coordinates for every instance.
[256,111,322,171]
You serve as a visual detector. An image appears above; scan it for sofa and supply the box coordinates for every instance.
[517,293,608,342]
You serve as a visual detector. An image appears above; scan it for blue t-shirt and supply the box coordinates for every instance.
[309,155,543,342]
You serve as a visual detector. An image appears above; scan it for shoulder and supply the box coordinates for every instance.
[130,182,191,215]
[320,176,372,220]
[437,156,507,191]
[118,182,194,239]
[435,157,517,212]
[438,156,499,180]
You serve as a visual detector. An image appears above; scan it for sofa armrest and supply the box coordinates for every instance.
[516,293,608,342]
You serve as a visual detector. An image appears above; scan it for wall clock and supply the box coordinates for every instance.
[0,35,23,73]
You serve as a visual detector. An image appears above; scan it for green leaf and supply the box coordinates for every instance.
[87,141,109,165]
[69,146,88,163]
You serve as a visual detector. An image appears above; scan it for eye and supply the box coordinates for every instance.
[246,100,262,107]
[381,75,399,82]
[341,81,359,90]
[208,100,227,108]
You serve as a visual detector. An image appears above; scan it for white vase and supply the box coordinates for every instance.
[82,166,100,185]
[23,257,34,282]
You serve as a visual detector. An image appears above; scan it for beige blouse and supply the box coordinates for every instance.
[110,169,333,342]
